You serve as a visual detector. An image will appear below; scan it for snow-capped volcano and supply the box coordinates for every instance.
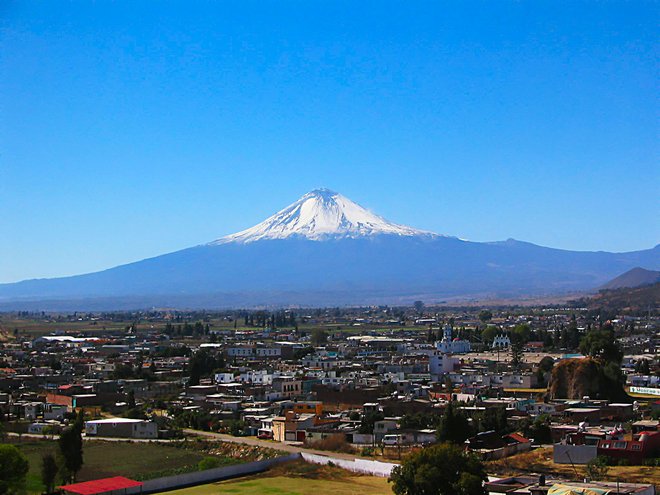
[212,188,436,244]
[1,185,659,310]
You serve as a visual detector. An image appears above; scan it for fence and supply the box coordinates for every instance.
[301,452,398,477]
[139,453,300,493]
[553,444,597,465]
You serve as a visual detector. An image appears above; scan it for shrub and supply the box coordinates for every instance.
[585,456,609,481]
[307,435,354,454]
[198,456,222,471]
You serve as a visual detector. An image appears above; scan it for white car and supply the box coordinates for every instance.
[382,434,403,445]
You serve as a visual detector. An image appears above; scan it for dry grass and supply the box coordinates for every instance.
[165,461,392,495]
[306,435,355,454]
[487,448,660,486]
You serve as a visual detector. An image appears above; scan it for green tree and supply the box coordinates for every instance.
[58,422,83,482]
[359,411,385,434]
[585,456,609,481]
[188,349,224,386]
[310,329,328,347]
[635,359,651,375]
[437,402,471,445]
[579,327,623,364]
[41,453,59,494]
[413,301,425,314]
[510,339,524,370]
[389,442,486,495]
[0,444,29,495]
[512,324,531,344]
[538,356,555,373]
[478,310,492,323]
[481,326,499,346]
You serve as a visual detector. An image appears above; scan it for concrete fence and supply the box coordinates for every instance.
[301,452,399,477]
[140,453,300,493]
[553,444,597,465]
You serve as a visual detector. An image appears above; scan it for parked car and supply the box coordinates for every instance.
[382,434,403,445]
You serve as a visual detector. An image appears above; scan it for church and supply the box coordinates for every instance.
[436,324,471,354]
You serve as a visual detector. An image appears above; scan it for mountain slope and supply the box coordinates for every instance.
[0,189,658,310]
[600,267,660,290]
[212,188,436,243]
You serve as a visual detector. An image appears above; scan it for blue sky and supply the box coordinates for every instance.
[1,1,658,283]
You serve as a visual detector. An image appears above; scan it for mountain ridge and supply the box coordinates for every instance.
[1,189,658,310]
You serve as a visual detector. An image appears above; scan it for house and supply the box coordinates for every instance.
[271,411,316,442]
[597,429,660,465]
[85,418,158,439]
[465,430,531,460]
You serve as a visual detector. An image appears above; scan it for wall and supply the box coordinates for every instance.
[140,454,300,494]
[553,444,597,465]
[301,452,398,477]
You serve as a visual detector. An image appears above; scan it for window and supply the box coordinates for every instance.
[613,441,627,449]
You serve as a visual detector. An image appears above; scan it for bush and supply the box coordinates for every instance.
[198,456,222,471]
[389,443,486,495]
[307,435,354,454]
[361,446,375,457]
[585,456,609,481]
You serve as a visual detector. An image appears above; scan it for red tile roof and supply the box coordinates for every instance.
[59,477,143,495]
[506,432,531,444]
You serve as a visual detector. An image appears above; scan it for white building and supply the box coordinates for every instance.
[430,351,458,376]
[436,325,471,354]
[85,418,158,439]
[492,334,511,349]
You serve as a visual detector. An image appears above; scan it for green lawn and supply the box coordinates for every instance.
[15,439,225,492]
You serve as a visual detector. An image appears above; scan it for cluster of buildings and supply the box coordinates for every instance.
[0,308,658,471]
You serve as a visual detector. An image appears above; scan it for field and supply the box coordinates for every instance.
[14,439,221,492]
[164,461,393,495]
[487,447,660,486]
[0,314,412,341]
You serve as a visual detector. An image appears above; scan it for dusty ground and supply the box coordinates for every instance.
[487,447,660,486]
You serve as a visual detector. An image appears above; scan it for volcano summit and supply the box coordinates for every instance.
[1,189,658,310]
[214,188,436,243]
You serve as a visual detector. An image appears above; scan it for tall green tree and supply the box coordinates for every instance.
[58,421,83,483]
[389,442,486,495]
[510,339,524,370]
[437,402,471,445]
[0,444,29,495]
[41,453,59,494]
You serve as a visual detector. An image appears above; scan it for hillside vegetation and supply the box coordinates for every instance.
[548,358,627,401]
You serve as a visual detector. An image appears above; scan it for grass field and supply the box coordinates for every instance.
[487,447,660,486]
[14,439,220,492]
[165,462,393,495]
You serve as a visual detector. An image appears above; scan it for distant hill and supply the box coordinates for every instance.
[572,282,660,312]
[600,267,660,290]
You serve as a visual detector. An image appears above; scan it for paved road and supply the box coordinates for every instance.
[183,428,382,462]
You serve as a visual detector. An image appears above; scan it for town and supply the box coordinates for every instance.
[1,295,658,495]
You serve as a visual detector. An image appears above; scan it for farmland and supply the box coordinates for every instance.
[13,439,236,493]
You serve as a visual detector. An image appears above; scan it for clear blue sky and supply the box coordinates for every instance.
[1,1,658,283]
